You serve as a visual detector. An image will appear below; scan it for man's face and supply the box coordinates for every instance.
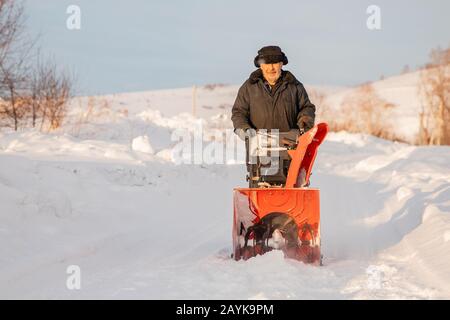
[260,62,283,85]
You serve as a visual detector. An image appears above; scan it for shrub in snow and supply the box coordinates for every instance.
[131,135,154,154]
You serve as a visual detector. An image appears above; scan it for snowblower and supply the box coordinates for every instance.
[232,123,328,264]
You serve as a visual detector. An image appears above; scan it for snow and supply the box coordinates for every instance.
[131,136,154,154]
[0,82,449,299]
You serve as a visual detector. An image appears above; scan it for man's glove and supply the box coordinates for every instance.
[298,116,314,134]
[234,128,256,141]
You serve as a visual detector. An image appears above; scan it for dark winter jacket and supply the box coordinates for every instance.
[231,69,315,132]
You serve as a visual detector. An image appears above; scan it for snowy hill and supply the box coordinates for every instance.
[0,81,449,299]
[323,70,424,143]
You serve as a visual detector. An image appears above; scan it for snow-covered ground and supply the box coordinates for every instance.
[0,81,449,299]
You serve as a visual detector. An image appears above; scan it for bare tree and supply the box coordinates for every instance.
[340,82,396,139]
[0,1,73,131]
[418,47,450,145]
[29,67,40,127]
[35,58,73,131]
[0,62,29,130]
[0,0,33,131]
[0,0,22,64]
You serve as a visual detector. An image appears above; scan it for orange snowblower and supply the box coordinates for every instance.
[232,123,328,264]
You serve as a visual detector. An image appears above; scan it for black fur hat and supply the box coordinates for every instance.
[254,45,288,67]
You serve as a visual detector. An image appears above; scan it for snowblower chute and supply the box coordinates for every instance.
[233,123,328,264]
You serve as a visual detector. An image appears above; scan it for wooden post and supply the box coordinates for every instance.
[192,85,197,117]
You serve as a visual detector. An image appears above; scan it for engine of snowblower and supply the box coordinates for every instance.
[245,129,302,188]
[233,123,329,264]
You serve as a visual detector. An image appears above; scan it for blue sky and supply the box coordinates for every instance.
[25,0,449,95]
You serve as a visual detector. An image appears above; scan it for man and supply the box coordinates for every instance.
[232,46,315,139]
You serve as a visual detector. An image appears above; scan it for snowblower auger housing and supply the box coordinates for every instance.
[233,123,328,264]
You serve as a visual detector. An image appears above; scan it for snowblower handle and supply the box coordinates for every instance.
[245,136,249,166]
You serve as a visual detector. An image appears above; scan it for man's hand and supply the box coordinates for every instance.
[298,116,314,134]
[234,128,256,141]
